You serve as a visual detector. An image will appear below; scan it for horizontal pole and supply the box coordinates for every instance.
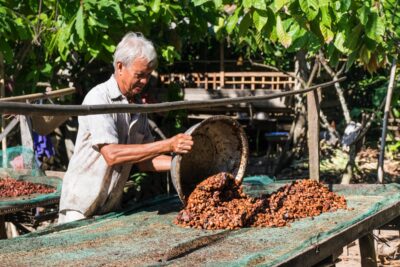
[0,77,345,116]
[0,87,76,103]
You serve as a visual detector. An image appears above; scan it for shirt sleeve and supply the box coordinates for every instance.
[81,89,119,151]
[143,116,155,144]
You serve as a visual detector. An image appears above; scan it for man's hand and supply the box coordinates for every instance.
[169,133,193,154]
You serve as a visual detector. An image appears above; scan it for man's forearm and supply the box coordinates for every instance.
[137,155,172,172]
[99,139,172,166]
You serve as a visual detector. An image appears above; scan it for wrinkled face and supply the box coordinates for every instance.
[115,57,153,99]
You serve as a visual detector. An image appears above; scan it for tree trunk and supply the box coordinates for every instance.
[274,51,308,175]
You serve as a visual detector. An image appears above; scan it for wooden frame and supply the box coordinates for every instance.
[159,72,295,91]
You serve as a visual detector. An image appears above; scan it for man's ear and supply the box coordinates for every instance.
[116,62,123,75]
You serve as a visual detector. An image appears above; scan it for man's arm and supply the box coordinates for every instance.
[99,133,193,167]
[136,154,171,172]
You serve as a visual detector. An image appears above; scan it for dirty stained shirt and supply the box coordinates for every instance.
[59,75,154,217]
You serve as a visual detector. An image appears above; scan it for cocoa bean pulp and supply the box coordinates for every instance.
[0,177,55,198]
[175,172,347,230]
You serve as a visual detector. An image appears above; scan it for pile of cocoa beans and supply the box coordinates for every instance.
[0,177,55,198]
[175,172,347,230]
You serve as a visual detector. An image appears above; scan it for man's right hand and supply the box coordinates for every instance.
[169,133,193,154]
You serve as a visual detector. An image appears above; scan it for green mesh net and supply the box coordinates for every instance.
[1,180,399,266]
[0,146,44,177]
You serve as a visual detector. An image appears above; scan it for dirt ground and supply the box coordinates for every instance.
[337,230,400,267]
[247,146,400,266]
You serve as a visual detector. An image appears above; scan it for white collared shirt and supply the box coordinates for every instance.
[59,75,154,216]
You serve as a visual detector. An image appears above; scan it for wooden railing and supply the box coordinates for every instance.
[159,72,296,91]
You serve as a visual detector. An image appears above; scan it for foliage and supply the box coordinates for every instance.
[163,81,188,134]
[206,0,399,72]
[0,0,220,95]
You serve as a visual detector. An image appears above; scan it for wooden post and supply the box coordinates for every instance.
[219,40,225,89]
[359,233,378,267]
[0,216,7,239]
[307,89,320,181]
[20,114,34,150]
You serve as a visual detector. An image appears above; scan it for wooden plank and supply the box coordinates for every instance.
[307,89,320,181]
[279,201,400,266]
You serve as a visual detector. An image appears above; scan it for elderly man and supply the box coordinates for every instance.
[58,32,193,224]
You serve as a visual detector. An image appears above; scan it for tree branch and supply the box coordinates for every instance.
[248,58,307,88]
[318,52,352,123]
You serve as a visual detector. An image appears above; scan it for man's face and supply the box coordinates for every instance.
[116,57,153,99]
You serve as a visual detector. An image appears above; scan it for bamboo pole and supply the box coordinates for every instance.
[377,58,397,183]
[0,87,75,103]
[0,78,345,116]
[0,52,6,168]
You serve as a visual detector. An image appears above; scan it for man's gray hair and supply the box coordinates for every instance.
[113,32,158,70]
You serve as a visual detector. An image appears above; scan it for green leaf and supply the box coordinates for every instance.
[346,24,362,50]
[40,63,52,77]
[243,0,253,9]
[359,45,371,65]
[320,6,331,27]
[161,45,180,63]
[192,0,212,6]
[88,46,100,58]
[327,44,339,67]
[213,0,222,8]
[239,12,251,36]
[75,5,85,41]
[346,51,358,71]
[253,9,269,32]
[333,31,347,53]
[102,35,116,53]
[299,0,319,20]
[253,0,267,10]
[338,0,351,11]
[226,6,242,34]
[274,0,289,11]
[150,0,161,13]
[276,15,292,48]
[357,6,369,25]
[365,11,385,43]
[319,23,334,43]
[318,0,329,7]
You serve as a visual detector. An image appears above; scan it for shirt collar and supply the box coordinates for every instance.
[106,74,144,104]
[106,75,124,101]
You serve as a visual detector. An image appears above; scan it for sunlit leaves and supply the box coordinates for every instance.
[365,10,385,43]
[226,6,242,34]
[253,9,269,32]
[276,15,292,48]
[161,45,181,63]
[75,6,85,41]
[274,0,289,11]
[150,0,161,13]
[299,0,319,21]
[192,0,212,7]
